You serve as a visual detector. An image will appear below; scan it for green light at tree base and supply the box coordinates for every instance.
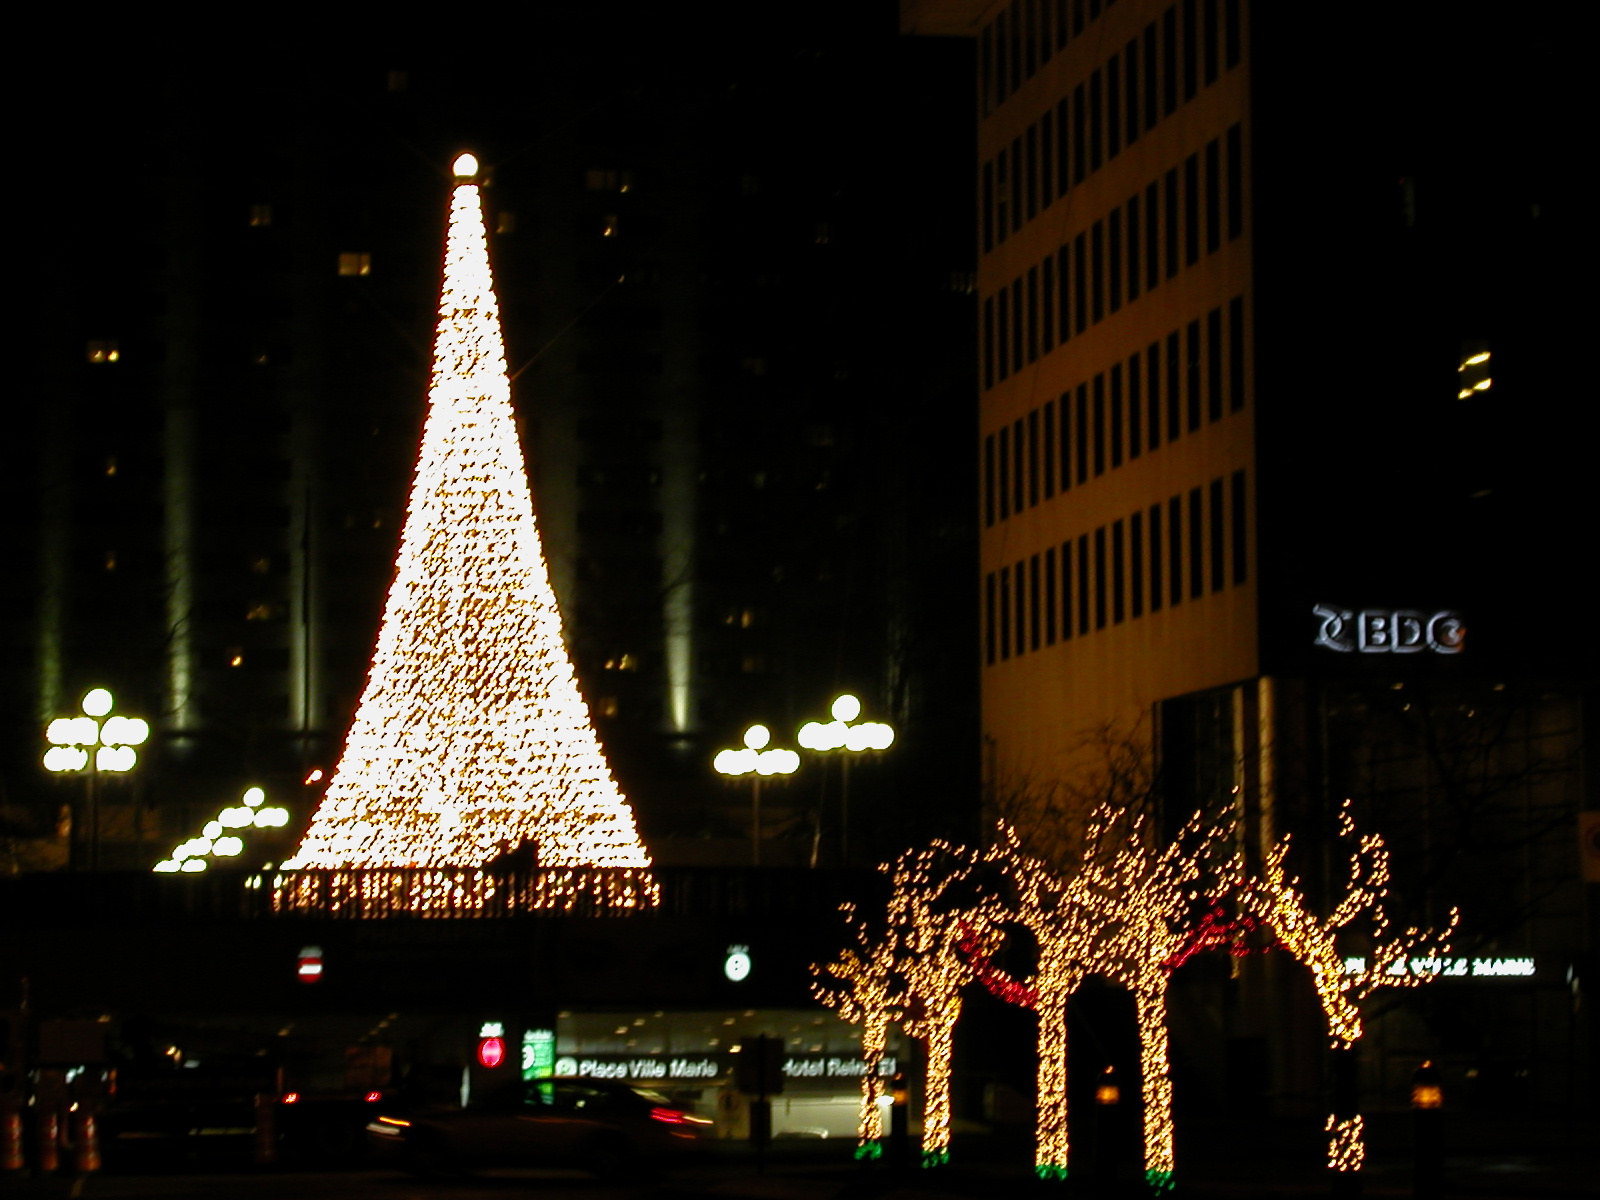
[1146,1169,1176,1192]
[920,1148,950,1168]
[1035,1163,1068,1181]
[853,1140,883,1161]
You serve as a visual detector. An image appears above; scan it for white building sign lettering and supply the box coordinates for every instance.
[1313,605,1464,655]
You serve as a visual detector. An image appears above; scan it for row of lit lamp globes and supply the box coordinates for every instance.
[153,786,291,873]
[43,688,149,773]
[713,695,894,865]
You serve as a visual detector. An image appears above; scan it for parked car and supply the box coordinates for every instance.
[366,1077,710,1178]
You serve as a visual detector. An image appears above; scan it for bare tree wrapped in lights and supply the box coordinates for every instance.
[811,903,904,1159]
[980,823,1095,1182]
[969,811,1230,1190]
[1235,800,1458,1178]
[884,842,1004,1168]
[1074,807,1230,1193]
[277,154,653,912]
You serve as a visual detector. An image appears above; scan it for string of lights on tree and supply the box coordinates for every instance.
[817,797,1453,1190]
[1233,800,1458,1175]
[276,154,652,913]
[811,903,904,1159]
[885,843,1005,1168]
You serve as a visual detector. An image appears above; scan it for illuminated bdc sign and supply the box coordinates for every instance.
[1313,606,1464,655]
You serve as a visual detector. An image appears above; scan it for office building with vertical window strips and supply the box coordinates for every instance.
[905,0,1591,1138]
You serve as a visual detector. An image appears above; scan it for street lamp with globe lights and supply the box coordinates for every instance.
[43,688,150,869]
[713,724,799,867]
[797,694,894,864]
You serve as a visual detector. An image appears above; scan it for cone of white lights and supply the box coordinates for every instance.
[812,903,904,1160]
[1235,801,1457,1177]
[277,153,654,914]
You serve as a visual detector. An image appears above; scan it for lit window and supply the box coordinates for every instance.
[250,556,272,575]
[585,169,633,193]
[105,457,117,477]
[596,696,620,718]
[496,211,517,234]
[227,649,245,668]
[245,603,278,622]
[338,253,372,277]
[603,654,638,671]
[250,203,272,227]
[1457,341,1491,399]
[387,69,408,93]
[86,340,120,364]
[602,214,620,238]
[104,551,117,572]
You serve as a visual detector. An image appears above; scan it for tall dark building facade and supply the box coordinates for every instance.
[907,0,1591,1137]
[6,11,978,872]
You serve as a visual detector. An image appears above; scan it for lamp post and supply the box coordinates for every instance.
[43,688,149,869]
[797,694,894,864]
[713,724,799,867]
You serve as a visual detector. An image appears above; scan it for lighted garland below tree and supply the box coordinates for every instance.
[275,154,654,913]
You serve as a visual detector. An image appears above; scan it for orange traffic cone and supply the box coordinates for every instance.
[1,1108,22,1172]
[38,1108,61,1173]
[71,1111,100,1174]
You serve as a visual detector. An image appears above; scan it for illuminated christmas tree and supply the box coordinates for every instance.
[280,154,652,899]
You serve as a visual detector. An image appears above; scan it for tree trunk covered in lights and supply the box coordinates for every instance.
[860,1012,890,1146]
[914,1004,959,1167]
[1134,980,1176,1186]
[1035,992,1071,1175]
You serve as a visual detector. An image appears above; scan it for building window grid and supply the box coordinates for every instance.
[987,299,1249,526]
[983,0,1239,247]
[993,472,1248,663]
